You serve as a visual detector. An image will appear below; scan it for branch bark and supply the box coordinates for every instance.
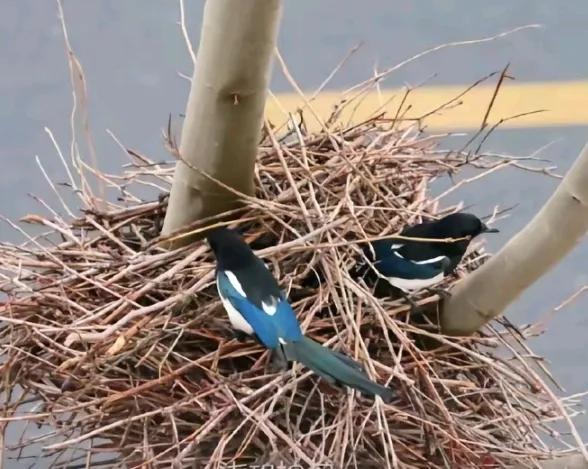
[162,0,282,244]
[442,140,588,335]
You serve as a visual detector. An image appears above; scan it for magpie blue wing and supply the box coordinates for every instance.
[374,251,448,280]
[217,270,302,349]
[223,293,282,349]
[371,234,453,267]
[272,296,304,342]
[224,293,303,348]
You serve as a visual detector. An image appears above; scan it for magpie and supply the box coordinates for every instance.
[356,213,498,294]
[207,227,394,402]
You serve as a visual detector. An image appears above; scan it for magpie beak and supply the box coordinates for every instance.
[481,223,499,233]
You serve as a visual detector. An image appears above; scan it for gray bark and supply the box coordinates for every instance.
[162,0,282,244]
[442,140,588,335]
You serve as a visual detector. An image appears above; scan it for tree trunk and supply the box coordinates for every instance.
[162,0,282,245]
[442,139,588,335]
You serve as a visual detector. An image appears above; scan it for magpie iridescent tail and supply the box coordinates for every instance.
[283,336,394,402]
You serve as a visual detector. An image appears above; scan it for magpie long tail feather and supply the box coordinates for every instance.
[283,336,394,402]
[329,349,366,373]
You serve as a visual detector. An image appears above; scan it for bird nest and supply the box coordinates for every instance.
[0,105,583,468]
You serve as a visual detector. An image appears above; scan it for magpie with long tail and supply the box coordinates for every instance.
[354,213,498,296]
[207,227,394,402]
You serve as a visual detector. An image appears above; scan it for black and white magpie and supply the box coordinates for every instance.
[356,213,498,294]
[207,227,394,402]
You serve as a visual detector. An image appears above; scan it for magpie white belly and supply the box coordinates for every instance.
[219,294,255,335]
[387,272,444,293]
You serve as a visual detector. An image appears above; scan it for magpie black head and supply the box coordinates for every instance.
[206,227,257,270]
[422,213,499,239]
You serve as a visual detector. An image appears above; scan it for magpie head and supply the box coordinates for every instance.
[206,227,255,269]
[435,213,499,239]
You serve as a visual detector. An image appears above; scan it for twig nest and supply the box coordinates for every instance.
[0,115,577,468]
